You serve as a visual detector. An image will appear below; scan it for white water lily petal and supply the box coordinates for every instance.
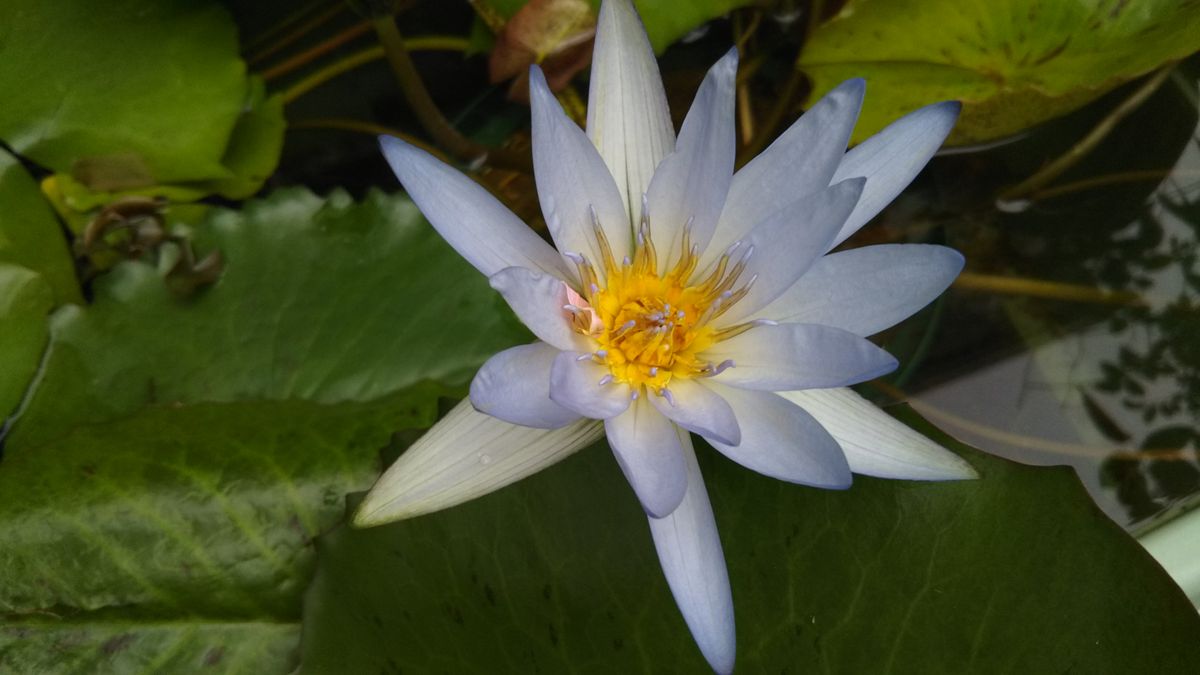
[708,322,898,391]
[379,136,571,279]
[648,432,735,675]
[587,0,676,225]
[782,387,978,480]
[470,343,582,429]
[605,397,688,517]
[753,244,964,336]
[647,378,740,446]
[530,67,633,267]
[707,384,852,488]
[549,350,633,419]
[829,100,961,248]
[354,399,604,525]
[706,78,865,262]
[715,178,864,324]
[489,267,591,352]
[645,48,737,268]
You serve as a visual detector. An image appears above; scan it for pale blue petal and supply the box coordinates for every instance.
[469,343,581,429]
[753,244,964,335]
[648,433,736,674]
[707,323,897,391]
[605,397,688,517]
[829,101,960,247]
[706,384,852,488]
[379,136,571,279]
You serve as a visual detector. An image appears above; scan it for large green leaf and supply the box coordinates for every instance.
[8,188,525,449]
[0,265,52,420]
[0,189,526,672]
[300,408,1200,672]
[0,150,80,305]
[0,0,282,195]
[798,0,1200,145]
[0,396,421,673]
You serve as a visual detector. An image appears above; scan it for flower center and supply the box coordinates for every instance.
[564,204,753,394]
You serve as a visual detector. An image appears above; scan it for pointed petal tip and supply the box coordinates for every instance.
[839,77,867,95]
[528,63,549,93]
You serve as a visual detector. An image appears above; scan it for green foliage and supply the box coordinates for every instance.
[8,188,527,447]
[799,0,1200,144]
[0,0,283,199]
[0,189,527,672]
[300,409,1200,673]
[0,265,52,420]
[0,151,81,305]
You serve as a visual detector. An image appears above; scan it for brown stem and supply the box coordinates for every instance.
[737,66,804,167]
[248,2,348,65]
[371,15,531,172]
[261,20,372,81]
[997,65,1174,204]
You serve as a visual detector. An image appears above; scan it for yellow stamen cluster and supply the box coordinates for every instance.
[565,207,755,393]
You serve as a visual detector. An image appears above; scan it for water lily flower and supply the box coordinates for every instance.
[358,0,976,671]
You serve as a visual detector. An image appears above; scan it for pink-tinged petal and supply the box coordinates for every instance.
[530,66,632,267]
[549,350,633,419]
[587,0,675,225]
[829,100,960,248]
[645,48,737,269]
[469,343,581,429]
[354,399,603,525]
[782,387,978,480]
[707,78,865,261]
[648,378,740,446]
[649,433,736,674]
[753,244,964,336]
[489,267,591,352]
[605,397,688,517]
[707,323,897,391]
[706,384,852,488]
[379,136,571,280]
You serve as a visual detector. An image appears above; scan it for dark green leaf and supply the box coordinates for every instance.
[301,407,1200,672]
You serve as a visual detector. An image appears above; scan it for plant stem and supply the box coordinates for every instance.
[248,1,348,65]
[370,15,531,172]
[262,21,373,81]
[997,65,1174,204]
[953,272,1144,306]
[280,37,469,105]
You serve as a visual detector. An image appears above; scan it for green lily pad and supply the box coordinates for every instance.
[8,188,526,449]
[0,150,81,306]
[798,0,1200,145]
[300,408,1200,672]
[0,396,423,673]
[0,189,526,672]
[0,265,52,420]
[0,0,284,199]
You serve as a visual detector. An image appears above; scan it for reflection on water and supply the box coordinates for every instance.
[881,63,1200,528]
